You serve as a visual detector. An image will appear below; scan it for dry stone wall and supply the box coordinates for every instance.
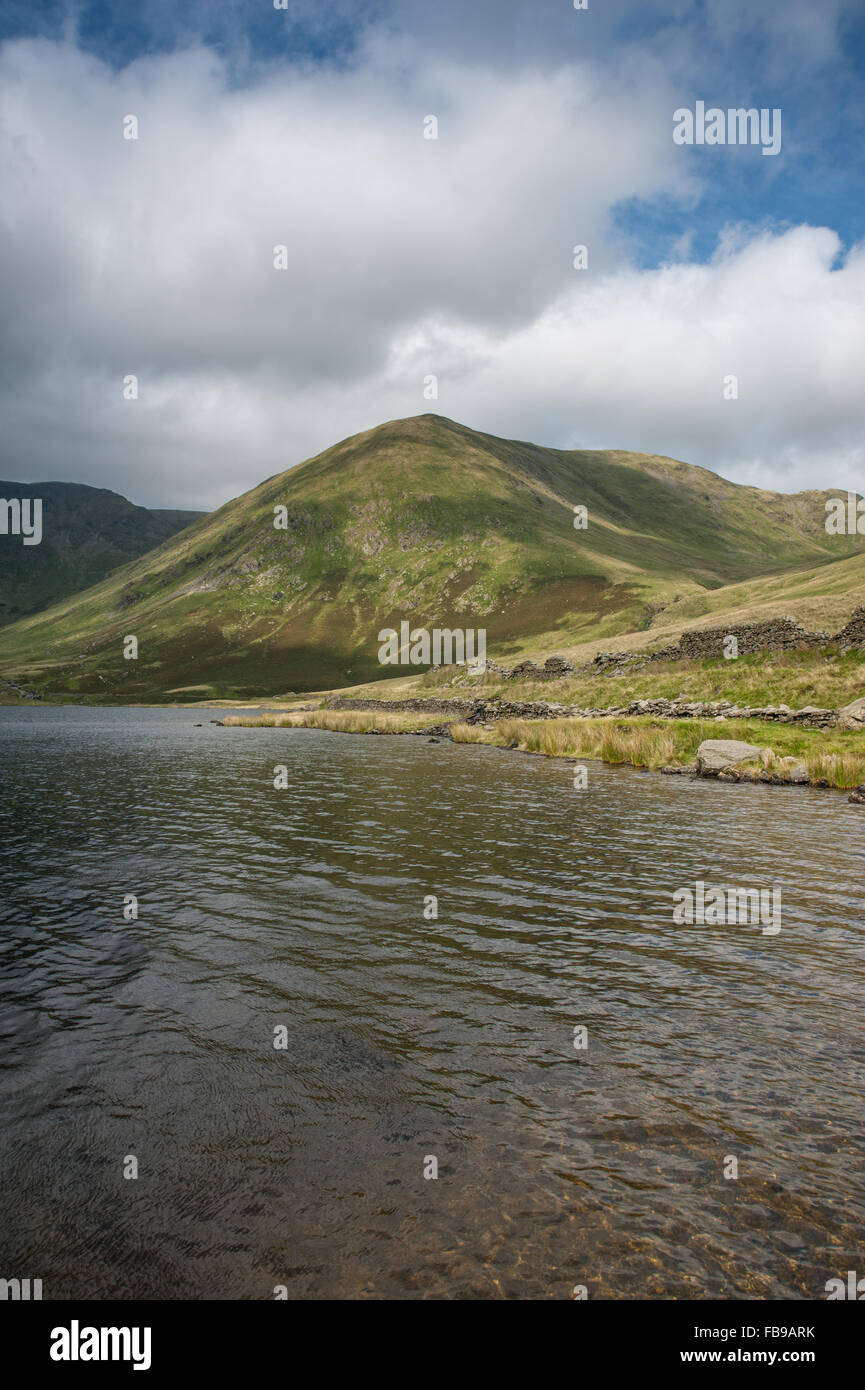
[325,694,838,728]
[489,608,865,681]
[323,608,865,730]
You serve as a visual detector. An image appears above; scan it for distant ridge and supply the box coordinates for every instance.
[0,480,204,626]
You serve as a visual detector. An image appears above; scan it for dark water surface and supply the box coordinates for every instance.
[1,705,864,1299]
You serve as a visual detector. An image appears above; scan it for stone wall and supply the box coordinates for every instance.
[326,695,479,716]
[836,606,865,648]
[488,607,865,680]
[325,694,570,720]
[485,656,575,680]
[325,694,838,728]
[322,607,865,728]
[674,616,827,659]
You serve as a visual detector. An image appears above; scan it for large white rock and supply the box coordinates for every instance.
[695,739,763,774]
[837,696,865,731]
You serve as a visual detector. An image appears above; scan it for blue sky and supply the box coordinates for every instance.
[0,1,863,506]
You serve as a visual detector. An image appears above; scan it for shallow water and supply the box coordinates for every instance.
[1,705,863,1299]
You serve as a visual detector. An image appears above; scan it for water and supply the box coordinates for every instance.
[1,705,864,1300]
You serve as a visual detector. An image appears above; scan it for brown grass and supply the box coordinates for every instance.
[222,709,444,734]
[449,716,865,788]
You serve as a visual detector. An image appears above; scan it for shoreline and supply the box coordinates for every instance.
[5,691,863,799]
[219,707,865,800]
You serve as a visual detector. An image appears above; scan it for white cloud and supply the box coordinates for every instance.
[405,225,865,495]
[0,35,861,508]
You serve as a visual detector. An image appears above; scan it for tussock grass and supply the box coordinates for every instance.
[448,716,865,788]
[222,709,443,734]
[449,721,482,743]
[804,750,865,789]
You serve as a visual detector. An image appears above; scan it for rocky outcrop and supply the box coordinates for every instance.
[776,758,810,785]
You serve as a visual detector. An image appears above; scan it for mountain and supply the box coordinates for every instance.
[0,414,860,699]
[0,481,204,627]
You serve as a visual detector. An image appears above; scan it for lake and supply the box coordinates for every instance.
[1,705,863,1299]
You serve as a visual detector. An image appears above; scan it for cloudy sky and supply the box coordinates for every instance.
[1,0,863,509]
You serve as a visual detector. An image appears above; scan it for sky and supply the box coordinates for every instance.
[0,0,863,510]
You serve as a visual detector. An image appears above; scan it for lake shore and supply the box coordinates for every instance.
[220,705,865,795]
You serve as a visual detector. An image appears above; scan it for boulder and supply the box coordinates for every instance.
[837,696,865,731]
[849,784,865,805]
[695,738,764,775]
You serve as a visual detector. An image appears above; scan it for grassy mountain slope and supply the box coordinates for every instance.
[0,481,204,626]
[0,414,860,699]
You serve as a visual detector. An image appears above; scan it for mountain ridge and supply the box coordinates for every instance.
[0,479,205,627]
[0,414,861,699]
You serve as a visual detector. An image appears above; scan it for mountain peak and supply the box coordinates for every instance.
[0,419,858,698]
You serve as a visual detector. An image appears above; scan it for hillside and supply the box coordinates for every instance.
[0,481,204,626]
[0,414,861,700]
